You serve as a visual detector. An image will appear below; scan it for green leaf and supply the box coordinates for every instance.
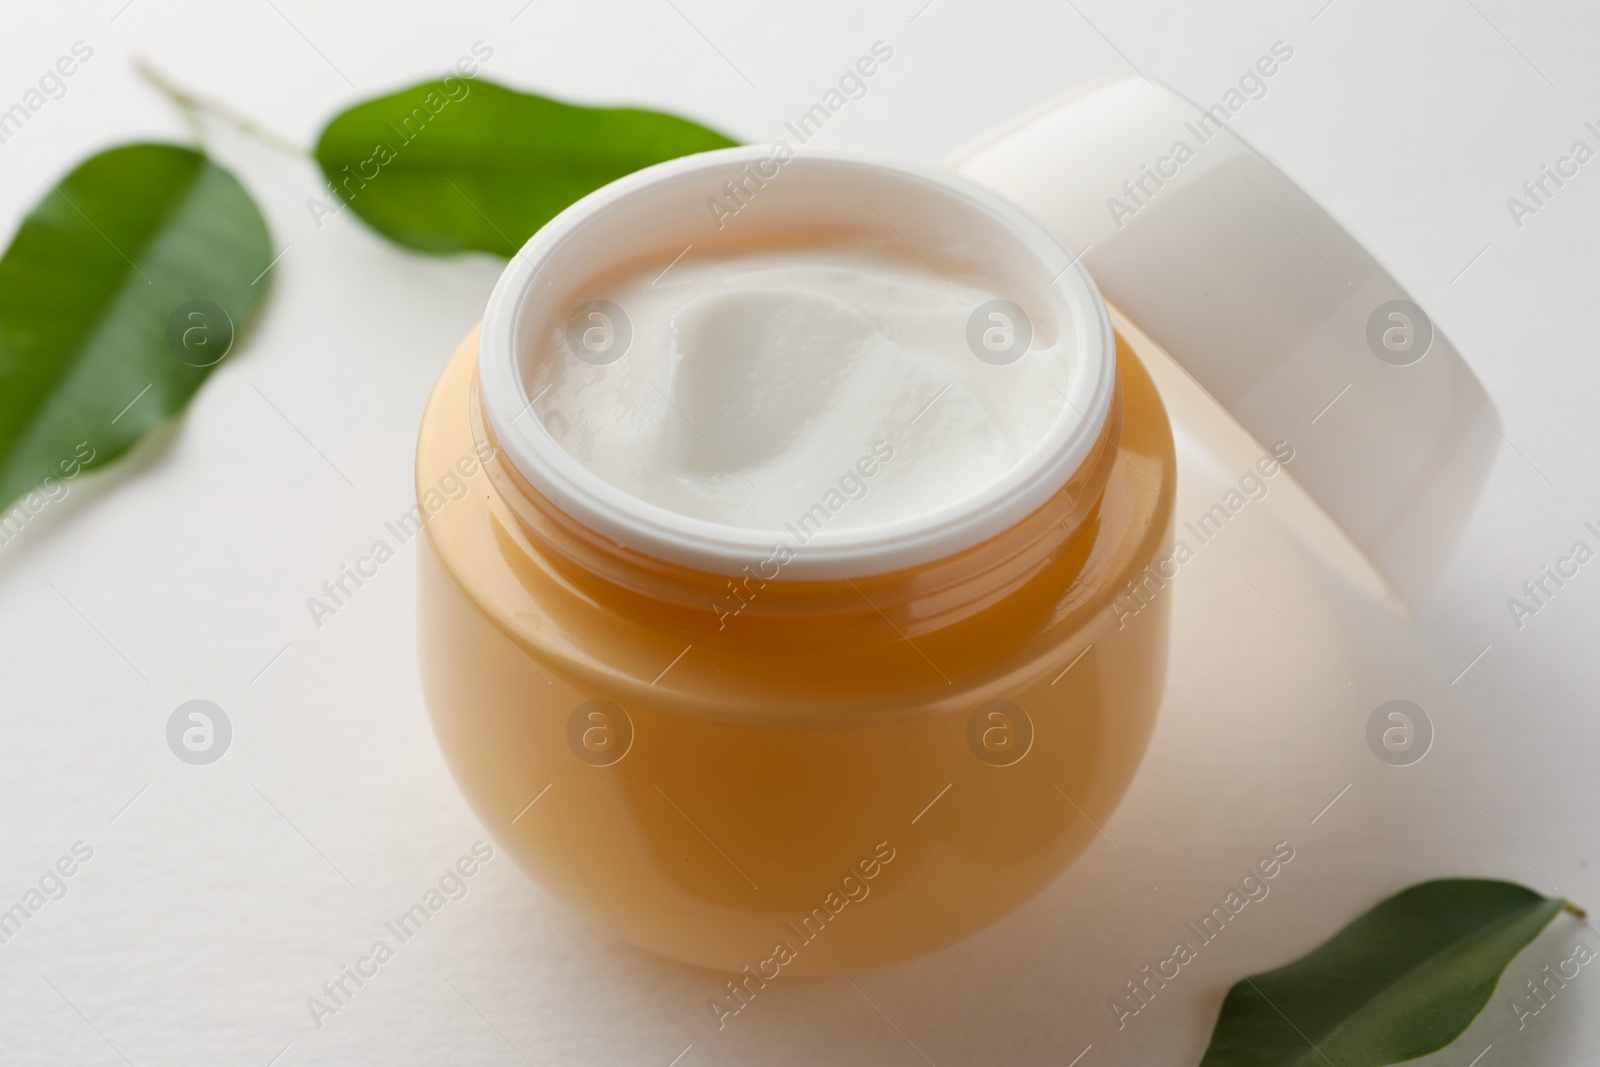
[1198,879,1572,1067]
[314,78,737,257]
[0,142,273,514]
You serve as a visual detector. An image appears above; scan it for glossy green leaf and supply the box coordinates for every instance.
[1198,879,1572,1067]
[0,143,273,515]
[314,78,737,256]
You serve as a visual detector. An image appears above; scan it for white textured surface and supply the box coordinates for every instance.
[2,1,1597,1065]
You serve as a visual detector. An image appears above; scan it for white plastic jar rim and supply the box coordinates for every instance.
[477,147,1116,580]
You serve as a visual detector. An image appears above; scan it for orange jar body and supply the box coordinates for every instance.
[417,322,1175,975]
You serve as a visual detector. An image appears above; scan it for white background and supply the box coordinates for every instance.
[3,1,1599,1064]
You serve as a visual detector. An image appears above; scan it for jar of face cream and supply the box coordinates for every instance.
[417,144,1174,975]
[417,75,1498,975]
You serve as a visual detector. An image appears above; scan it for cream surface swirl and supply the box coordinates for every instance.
[527,238,1072,534]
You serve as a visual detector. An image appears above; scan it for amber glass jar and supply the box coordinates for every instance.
[417,149,1175,974]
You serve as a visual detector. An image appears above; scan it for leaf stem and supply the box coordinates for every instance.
[134,58,309,160]
[1564,901,1588,919]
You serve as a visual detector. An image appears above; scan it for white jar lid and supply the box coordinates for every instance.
[478,149,1117,580]
[953,74,1500,607]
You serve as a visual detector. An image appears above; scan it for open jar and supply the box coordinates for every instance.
[417,145,1175,975]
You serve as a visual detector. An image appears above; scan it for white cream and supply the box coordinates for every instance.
[528,239,1072,534]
